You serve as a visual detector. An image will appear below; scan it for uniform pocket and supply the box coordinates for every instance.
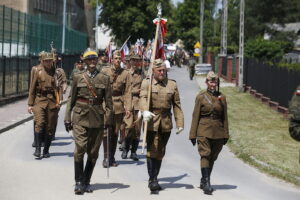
[95,83,105,98]
[73,107,82,114]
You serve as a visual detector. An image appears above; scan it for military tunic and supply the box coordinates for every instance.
[64,71,113,162]
[289,85,300,142]
[189,90,229,168]
[139,78,184,160]
[28,65,60,135]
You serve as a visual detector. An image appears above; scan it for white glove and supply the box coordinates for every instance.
[176,127,184,134]
[142,111,155,122]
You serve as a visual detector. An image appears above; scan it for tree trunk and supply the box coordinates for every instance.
[84,0,96,48]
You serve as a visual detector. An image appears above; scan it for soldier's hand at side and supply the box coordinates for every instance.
[124,110,131,119]
[223,138,228,145]
[190,138,196,146]
[176,127,184,134]
[64,121,73,132]
[27,106,33,114]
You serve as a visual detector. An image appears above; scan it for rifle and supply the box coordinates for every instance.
[141,3,162,154]
[50,41,61,106]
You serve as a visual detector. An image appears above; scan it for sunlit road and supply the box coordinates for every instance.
[0,67,299,200]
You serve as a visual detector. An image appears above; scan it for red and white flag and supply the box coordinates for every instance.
[121,43,129,62]
[153,18,167,60]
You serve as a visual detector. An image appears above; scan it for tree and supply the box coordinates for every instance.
[95,0,174,46]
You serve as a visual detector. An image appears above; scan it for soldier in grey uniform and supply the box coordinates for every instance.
[64,50,113,195]
[289,85,300,142]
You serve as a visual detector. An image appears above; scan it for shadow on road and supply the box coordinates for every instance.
[117,160,145,166]
[159,173,194,189]
[92,183,130,193]
[50,152,73,157]
[51,142,72,146]
[212,184,237,190]
[53,136,73,140]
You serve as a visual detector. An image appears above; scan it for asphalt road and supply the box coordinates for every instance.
[0,67,299,200]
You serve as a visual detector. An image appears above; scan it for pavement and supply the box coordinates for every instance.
[0,88,70,134]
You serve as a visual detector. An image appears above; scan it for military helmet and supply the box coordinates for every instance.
[82,50,98,60]
[206,71,218,81]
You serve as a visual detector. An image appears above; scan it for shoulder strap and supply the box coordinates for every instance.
[82,73,98,98]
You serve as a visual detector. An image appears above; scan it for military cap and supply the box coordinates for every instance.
[41,52,54,61]
[113,50,121,57]
[206,71,218,81]
[38,51,46,58]
[153,59,166,68]
[130,54,142,60]
[83,50,98,60]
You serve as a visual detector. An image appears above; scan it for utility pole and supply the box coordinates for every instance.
[238,0,245,91]
[62,0,67,54]
[221,0,228,55]
[199,0,204,63]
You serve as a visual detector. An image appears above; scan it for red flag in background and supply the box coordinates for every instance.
[120,43,129,62]
[105,41,112,63]
[153,18,167,60]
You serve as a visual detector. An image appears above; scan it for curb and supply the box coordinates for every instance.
[0,100,68,134]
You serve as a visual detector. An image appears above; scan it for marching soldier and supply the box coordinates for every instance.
[189,71,229,195]
[28,52,61,159]
[101,50,132,168]
[140,59,184,192]
[288,85,300,142]
[97,50,109,72]
[64,50,113,195]
[188,52,197,80]
[121,54,144,161]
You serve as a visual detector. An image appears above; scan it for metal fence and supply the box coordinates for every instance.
[0,5,88,56]
[244,58,300,108]
[0,54,79,98]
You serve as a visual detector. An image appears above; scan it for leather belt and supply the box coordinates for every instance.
[112,91,122,97]
[151,108,171,115]
[201,114,222,120]
[77,97,102,105]
[132,93,140,97]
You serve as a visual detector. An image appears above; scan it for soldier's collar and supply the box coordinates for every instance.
[153,78,167,86]
[86,70,98,78]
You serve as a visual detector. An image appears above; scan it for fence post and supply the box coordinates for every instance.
[2,56,6,97]
[1,5,5,57]
[16,57,20,93]
[9,7,12,57]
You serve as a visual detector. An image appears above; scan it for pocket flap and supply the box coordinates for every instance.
[77,83,87,87]
[95,83,105,88]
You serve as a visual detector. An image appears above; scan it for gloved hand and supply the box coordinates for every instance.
[176,127,184,134]
[190,138,196,146]
[142,111,155,122]
[224,138,229,145]
[64,121,73,132]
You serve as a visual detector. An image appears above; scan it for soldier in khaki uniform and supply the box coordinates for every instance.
[28,52,61,159]
[121,54,144,161]
[64,50,113,195]
[289,85,300,142]
[140,59,184,192]
[189,71,229,195]
[101,50,132,167]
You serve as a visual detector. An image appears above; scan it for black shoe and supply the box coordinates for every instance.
[109,158,119,167]
[121,150,128,159]
[149,179,160,191]
[102,159,109,168]
[33,133,42,158]
[84,183,93,193]
[74,182,84,195]
[33,148,41,158]
[43,153,50,158]
[202,168,213,195]
[42,134,52,158]
[130,152,139,161]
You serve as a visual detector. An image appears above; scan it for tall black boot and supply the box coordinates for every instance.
[148,158,160,191]
[200,168,206,189]
[74,161,84,195]
[33,133,42,158]
[121,137,131,159]
[202,168,213,195]
[109,134,119,167]
[129,139,139,161]
[154,159,162,190]
[83,160,96,193]
[43,134,52,158]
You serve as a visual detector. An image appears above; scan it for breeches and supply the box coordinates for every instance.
[33,104,58,135]
[146,130,171,160]
[73,125,104,162]
[197,136,223,168]
[126,110,142,140]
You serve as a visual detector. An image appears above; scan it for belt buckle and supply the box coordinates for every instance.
[88,98,94,104]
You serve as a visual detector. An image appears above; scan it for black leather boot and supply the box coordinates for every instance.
[147,158,160,191]
[102,136,109,168]
[109,134,119,167]
[121,137,130,159]
[33,133,42,158]
[154,159,162,190]
[83,160,96,193]
[130,139,139,161]
[74,161,84,195]
[43,134,52,158]
[202,168,213,195]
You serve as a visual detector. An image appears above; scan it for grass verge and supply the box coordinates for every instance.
[221,86,300,186]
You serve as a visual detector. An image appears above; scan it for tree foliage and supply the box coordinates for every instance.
[95,0,173,46]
